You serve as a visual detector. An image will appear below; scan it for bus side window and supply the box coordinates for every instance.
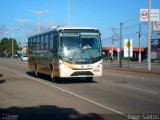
[45,34,49,50]
[54,34,58,52]
[29,38,32,50]
[33,37,37,51]
[37,36,40,50]
[28,38,30,49]
[49,33,54,51]
[41,36,45,50]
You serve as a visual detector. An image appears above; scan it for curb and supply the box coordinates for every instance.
[103,67,160,75]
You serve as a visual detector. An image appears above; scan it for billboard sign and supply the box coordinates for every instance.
[151,38,160,59]
[124,39,133,57]
[140,9,160,22]
[153,21,160,32]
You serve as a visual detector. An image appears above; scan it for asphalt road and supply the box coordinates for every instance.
[0,58,160,120]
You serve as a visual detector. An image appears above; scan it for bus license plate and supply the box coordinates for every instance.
[93,69,100,72]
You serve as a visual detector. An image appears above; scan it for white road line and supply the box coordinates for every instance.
[0,65,127,118]
[119,84,158,94]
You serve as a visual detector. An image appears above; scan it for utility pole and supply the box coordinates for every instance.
[118,16,139,67]
[119,22,123,67]
[109,27,117,57]
[138,23,142,63]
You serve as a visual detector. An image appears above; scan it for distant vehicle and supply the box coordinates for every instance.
[21,54,28,61]
[142,58,155,62]
[28,26,103,82]
[142,58,148,62]
[154,59,160,63]
[13,54,18,58]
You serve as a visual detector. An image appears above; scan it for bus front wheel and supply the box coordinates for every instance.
[86,77,93,82]
[50,66,57,83]
[35,63,40,77]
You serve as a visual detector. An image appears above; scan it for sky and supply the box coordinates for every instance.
[0,0,160,48]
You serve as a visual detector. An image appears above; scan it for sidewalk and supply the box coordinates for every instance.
[103,60,160,75]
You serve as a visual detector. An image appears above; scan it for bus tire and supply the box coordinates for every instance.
[51,72,58,83]
[35,71,40,78]
[34,63,39,77]
[50,65,57,83]
[51,77,59,83]
[86,77,93,82]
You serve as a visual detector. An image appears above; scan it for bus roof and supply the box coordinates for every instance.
[29,26,99,38]
[50,26,98,31]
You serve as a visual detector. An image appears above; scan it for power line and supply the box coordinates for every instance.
[122,16,139,25]
[122,23,139,30]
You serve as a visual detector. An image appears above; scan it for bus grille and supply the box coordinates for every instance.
[70,71,93,76]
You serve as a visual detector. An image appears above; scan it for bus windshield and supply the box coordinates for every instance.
[59,32,102,63]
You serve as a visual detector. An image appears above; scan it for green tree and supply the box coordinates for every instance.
[0,37,18,56]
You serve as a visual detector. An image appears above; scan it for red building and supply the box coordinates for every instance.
[102,47,145,60]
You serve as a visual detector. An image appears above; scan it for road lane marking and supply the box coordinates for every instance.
[0,65,127,118]
[119,84,158,94]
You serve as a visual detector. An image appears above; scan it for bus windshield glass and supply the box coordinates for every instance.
[59,32,102,63]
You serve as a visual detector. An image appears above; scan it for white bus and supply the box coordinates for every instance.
[28,26,103,82]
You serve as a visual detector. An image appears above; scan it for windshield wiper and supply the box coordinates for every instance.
[83,49,94,61]
[71,50,81,61]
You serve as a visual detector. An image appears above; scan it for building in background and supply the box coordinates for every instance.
[102,47,145,61]
[151,38,160,60]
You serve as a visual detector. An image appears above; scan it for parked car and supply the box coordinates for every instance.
[21,54,28,61]
[142,58,156,62]
[13,54,18,58]
[154,59,160,63]
[142,58,148,62]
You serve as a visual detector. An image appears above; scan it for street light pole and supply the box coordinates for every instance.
[12,37,13,59]
[0,32,10,38]
[148,0,151,70]
[7,26,20,59]
[0,32,10,57]
[38,14,40,33]
[68,0,70,26]
[14,19,28,51]
[22,23,24,51]
[28,10,48,33]
[138,23,142,63]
